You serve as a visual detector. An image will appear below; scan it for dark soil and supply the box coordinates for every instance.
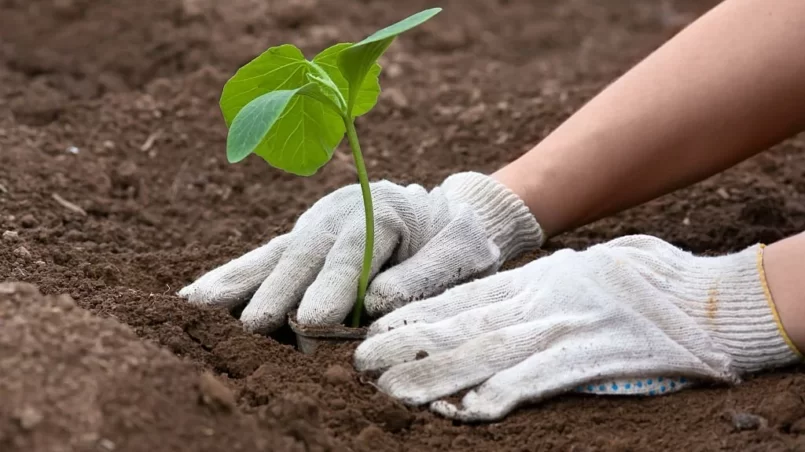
[2,0,805,451]
[0,282,339,452]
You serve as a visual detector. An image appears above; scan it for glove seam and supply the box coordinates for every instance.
[757,244,803,359]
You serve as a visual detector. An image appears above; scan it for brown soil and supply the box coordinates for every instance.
[2,0,805,451]
[0,282,339,452]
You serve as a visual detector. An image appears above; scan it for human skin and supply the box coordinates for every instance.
[765,232,805,352]
[491,0,805,350]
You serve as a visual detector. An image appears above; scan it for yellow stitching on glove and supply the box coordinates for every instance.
[757,244,803,359]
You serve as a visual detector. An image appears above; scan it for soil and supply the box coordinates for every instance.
[2,0,805,451]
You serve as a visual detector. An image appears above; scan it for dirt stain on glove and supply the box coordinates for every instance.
[707,288,719,321]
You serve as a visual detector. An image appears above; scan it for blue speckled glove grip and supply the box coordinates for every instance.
[575,376,691,396]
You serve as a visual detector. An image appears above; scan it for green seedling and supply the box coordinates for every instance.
[220,8,442,327]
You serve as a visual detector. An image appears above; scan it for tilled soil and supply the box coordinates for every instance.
[2,0,805,450]
[0,282,339,452]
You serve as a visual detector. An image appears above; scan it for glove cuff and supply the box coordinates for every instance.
[441,172,545,263]
[689,244,802,374]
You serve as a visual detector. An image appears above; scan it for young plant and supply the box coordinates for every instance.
[220,8,442,327]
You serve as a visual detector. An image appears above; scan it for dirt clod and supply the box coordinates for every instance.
[376,405,414,433]
[323,364,353,386]
[12,246,31,259]
[3,230,19,241]
[198,371,237,412]
[355,425,390,452]
[790,417,805,434]
[415,350,429,360]
[758,391,805,429]
[19,215,37,228]
[329,398,347,410]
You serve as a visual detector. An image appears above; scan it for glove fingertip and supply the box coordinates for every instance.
[239,305,286,334]
[353,333,415,371]
[353,342,377,372]
[176,282,214,305]
[429,400,462,418]
[296,279,358,327]
[177,284,195,299]
[295,304,342,326]
[377,368,434,406]
[365,276,412,317]
[431,390,508,422]
[429,398,496,422]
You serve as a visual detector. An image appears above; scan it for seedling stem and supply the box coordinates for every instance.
[344,119,373,327]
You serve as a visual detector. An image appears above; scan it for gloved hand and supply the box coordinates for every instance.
[355,235,802,422]
[179,172,543,333]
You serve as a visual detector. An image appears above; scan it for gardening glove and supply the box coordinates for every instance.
[179,172,543,333]
[355,235,802,422]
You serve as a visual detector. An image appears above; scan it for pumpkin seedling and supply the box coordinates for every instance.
[220,8,442,328]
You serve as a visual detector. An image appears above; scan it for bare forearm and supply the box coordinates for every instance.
[493,0,805,237]
[764,232,805,354]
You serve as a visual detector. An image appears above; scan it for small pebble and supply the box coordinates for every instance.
[386,62,403,79]
[3,230,19,241]
[731,412,766,431]
[13,246,31,259]
[415,350,429,360]
[66,145,80,154]
[16,406,43,430]
[383,87,409,109]
[99,438,116,451]
[458,103,487,124]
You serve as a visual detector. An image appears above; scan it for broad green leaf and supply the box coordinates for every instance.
[353,8,443,47]
[227,89,297,163]
[227,83,345,176]
[312,43,380,117]
[337,8,441,114]
[220,44,310,127]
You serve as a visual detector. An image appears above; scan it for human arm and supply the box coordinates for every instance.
[493,0,805,236]
[764,232,805,352]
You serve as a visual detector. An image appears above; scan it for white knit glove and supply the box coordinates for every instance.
[179,172,543,333]
[355,235,802,422]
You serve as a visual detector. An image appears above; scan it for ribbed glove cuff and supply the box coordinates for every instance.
[441,172,545,263]
[684,244,802,374]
